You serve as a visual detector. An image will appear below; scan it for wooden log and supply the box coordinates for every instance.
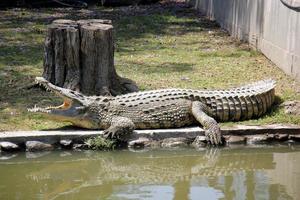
[43,19,138,96]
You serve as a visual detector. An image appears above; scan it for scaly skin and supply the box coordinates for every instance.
[29,77,276,145]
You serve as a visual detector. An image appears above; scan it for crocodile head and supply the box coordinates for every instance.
[28,77,100,129]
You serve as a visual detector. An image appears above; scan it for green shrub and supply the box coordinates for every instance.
[85,136,117,150]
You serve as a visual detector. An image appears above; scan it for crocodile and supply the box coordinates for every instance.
[29,77,276,145]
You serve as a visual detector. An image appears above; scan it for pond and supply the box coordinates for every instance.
[0,145,300,200]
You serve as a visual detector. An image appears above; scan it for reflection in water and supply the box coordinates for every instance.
[111,185,174,200]
[0,146,299,200]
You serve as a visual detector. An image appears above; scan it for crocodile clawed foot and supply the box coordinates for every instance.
[103,128,119,140]
[103,130,113,140]
[205,126,223,146]
[103,126,133,141]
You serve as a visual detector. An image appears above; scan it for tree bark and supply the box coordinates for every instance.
[43,19,138,96]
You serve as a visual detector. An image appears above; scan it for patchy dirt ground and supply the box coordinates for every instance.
[0,0,299,130]
[281,101,300,116]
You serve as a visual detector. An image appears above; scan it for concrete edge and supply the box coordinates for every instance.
[0,124,299,141]
[0,124,299,151]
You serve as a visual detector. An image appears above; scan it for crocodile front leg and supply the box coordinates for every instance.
[103,116,135,140]
[191,101,222,145]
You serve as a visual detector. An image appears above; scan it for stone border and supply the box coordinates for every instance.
[0,124,300,151]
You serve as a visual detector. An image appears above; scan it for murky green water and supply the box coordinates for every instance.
[0,145,300,200]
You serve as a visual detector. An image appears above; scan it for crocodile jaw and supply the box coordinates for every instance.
[28,102,79,119]
[28,77,97,129]
[28,104,95,128]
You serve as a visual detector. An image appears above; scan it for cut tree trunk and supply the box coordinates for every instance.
[43,19,138,96]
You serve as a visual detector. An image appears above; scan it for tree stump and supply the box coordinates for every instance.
[43,19,138,96]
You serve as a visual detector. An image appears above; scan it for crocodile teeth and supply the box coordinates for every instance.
[27,106,51,113]
[35,79,53,92]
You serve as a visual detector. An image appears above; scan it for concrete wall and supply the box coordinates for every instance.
[188,0,300,81]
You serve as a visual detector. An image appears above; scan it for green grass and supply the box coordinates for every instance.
[0,2,299,131]
[85,136,117,150]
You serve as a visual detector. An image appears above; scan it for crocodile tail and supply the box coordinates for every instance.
[209,79,276,122]
[236,79,276,93]
[228,79,276,121]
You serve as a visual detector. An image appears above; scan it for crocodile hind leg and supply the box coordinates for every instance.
[103,116,135,141]
[191,101,222,145]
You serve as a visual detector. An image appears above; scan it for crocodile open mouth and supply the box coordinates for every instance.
[28,100,72,113]
[28,77,98,129]
[28,77,76,114]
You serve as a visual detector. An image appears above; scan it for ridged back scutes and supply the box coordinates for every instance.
[112,79,276,122]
